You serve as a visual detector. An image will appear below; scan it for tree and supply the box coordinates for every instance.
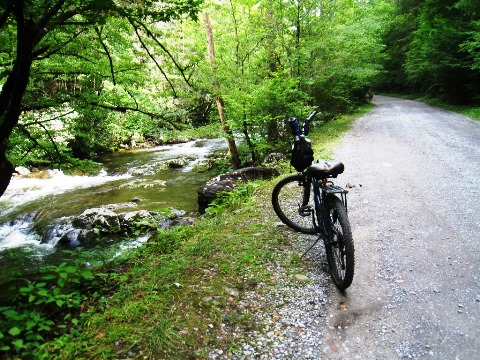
[379,0,480,103]
[404,0,480,103]
[180,0,392,163]
[204,11,241,169]
[0,0,202,197]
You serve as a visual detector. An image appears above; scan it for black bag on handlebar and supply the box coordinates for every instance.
[290,137,314,172]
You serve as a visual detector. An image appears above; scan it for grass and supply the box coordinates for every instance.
[74,199,291,359]
[381,93,480,121]
[420,99,480,121]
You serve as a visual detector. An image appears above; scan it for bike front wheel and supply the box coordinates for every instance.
[325,195,355,290]
[271,174,317,234]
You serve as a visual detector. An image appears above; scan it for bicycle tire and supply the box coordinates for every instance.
[325,195,354,290]
[272,174,317,234]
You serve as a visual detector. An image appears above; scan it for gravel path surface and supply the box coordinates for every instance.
[322,96,480,359]
[210,96,480,359]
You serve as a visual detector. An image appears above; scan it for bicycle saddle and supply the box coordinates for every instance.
[307,160,344,178]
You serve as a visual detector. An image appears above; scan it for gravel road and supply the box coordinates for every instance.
[323,95,480,359]
[209,95,479,359]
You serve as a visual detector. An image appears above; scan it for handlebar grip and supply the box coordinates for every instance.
[289,117,301,136]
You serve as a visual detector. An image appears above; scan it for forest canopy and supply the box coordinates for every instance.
[1,0,479,197]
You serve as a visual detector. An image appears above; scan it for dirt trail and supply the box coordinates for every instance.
[321,96,480,359]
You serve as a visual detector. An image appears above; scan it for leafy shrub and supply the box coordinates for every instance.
[0,249,105,358]
[205,182,261,216]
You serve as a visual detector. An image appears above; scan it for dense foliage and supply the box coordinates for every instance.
[0,0,204,194]
[378,0,480,104]
[1,0,394,196]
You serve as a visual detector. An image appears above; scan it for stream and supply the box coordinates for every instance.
[0,138,227,274]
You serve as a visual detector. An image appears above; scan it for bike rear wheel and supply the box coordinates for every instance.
[271,174,317,234]
[325,195,354,290]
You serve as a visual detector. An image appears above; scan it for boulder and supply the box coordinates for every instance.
[58,229,93,246]
[218,166,278,182]
[165,157,191,169]
[197,179,236,214]
[264,153,286,164]
[197,166,279,213]
[120,210,158,230]
[59,206,194,246]
[14,166,31,176]
[72,208,120,230]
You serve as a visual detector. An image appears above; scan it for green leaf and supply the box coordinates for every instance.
[81,270,95,279]
[37,289,49,297]
[12,338,24,349]
[25,320,36,330]
[19,286,33,293]
[41,274,56,280]
[8,327,21,336]
[64,266,77,274]
[2,309,20,320]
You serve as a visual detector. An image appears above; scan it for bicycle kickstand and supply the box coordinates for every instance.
[301,234,323,258]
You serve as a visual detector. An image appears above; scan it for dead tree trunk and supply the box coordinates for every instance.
[204,12,241,170]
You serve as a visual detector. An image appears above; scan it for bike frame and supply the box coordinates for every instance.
[301,173,349,256]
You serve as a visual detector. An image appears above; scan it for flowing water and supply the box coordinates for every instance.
[0,138,226,270]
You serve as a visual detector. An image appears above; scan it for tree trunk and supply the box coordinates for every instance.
[0,4,37,197]
[242,117,257,165]
[264,3,281,143]
[204,12,241,170]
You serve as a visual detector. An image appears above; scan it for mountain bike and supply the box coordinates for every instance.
[272,110,354,290]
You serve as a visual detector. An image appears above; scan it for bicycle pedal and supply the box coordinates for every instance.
[299,205,313,216]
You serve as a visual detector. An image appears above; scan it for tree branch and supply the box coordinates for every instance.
[95,26,116,85]
[135,19,195,89]
[33,28,88,59]
[88,102,182,130]
[125,88,139,109]
[20,109,75,127]
[17,124,60,166]
[128,17,178,97]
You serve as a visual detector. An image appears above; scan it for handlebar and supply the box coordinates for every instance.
[288,110,319,138]
[306,110,318,122]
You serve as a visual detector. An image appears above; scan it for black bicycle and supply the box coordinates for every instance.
[272,110,354,290]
